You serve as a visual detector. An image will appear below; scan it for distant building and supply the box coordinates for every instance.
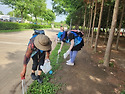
[0,15,10,21]
[0,15,21,22]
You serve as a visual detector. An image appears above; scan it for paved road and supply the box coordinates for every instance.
[0,29,58,94]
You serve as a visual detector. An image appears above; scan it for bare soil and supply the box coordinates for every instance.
[52,35,125,94]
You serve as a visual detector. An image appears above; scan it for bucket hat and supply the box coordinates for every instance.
[34,34,51,51]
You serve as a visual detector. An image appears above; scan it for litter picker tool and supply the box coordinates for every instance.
[21,77,27,94]
[56,53,59,63]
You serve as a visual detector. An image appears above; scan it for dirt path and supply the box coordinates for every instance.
[52,46,121,94]
[0,29,58,94]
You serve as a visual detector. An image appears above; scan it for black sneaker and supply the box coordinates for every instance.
[37,78,43,84]
[31,73,37,80]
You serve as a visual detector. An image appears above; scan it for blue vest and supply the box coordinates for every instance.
[29,35,43,57]
[70,31,83,46]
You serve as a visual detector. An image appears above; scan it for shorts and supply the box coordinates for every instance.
[32,51,45,71]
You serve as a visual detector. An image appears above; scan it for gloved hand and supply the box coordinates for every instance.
[63,50,70,59]
[45,59,50,63]
[58,49,61,54]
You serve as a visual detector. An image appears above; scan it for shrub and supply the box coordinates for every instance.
[0,22,51,30]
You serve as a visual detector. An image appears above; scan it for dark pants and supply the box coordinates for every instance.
[32,51,45,71]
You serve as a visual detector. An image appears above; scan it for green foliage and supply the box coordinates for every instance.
[42,9,56,22]
[52,0,85,27]
[27,43,69,94]
[121,90,125,94]
[0,22,51,30]
[0,29,31,33]
[54,21,67,28]
[109,62,114,67]
[27,0,46,22]
[98,60,104,64]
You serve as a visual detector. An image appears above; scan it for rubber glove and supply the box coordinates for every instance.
[63,50,70,59]
[58,49,61,54]
[45,59,50,63]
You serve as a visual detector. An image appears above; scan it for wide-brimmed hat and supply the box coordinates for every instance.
[34,34,51,51]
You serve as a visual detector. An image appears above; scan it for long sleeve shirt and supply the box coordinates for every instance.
[23,37,35,65]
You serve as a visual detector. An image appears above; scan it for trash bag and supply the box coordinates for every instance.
[40,59,52,74]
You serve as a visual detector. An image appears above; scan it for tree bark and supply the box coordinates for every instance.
[91,0,97,47]
[104,5,111,44]
[94,0,104,52]
[87,0,94,43]
[35,16,37,24]
[83,4,87,31]
[21,10,23,23]
[104,0,120,67]
[115,5,124,50]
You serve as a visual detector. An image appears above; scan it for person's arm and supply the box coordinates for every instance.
[68,39,74,51]
[20,45,32,78]
[46,51,50,59]
[58,41,64,54]
[60,41,64,50]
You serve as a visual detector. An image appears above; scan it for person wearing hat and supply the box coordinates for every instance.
[20,34,52,83]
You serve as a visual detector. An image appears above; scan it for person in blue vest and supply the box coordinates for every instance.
[20,33,52,84]
[58,28,84,66]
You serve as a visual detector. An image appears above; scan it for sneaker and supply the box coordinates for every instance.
[66,62,74,66]
[37,78,43,84]
[66,59,71,63]
[31,73,37,80]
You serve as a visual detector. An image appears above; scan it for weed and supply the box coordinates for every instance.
[109,62,114,67]
[121,90,125,94]
[27,43,69,94]
[98,60,104,64]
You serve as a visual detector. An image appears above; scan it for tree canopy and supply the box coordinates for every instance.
[0,0,55,23]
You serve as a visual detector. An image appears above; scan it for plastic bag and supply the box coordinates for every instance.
[40,59,52,74]
[63,50,70,59]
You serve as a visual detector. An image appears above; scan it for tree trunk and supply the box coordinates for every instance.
[104,0,120,67]
[91,0,97,47]
[87,0,94,43]
[69,19,72,30]
[104,5,111,44]
[86,12,90,38]
[83,4,87,31]
[115,5,124,50]
[21,10,23,23]
[35,16,37,24]
[94,0,104,52]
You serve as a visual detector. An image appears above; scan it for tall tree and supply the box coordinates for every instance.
[28,0,46,23]
[91,0,97,47]
[87,0,94,43]
[104,4,111,44]
[83,4,87,31]
[1,0,29,22]
[104,0,120,67]
[42,9,56,23]
[94,0,104,52]
[115,4,125,50]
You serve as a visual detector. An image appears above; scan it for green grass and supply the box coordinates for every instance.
[27,43,69,94]
[0,29,31,33]
[0,28,51,33]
